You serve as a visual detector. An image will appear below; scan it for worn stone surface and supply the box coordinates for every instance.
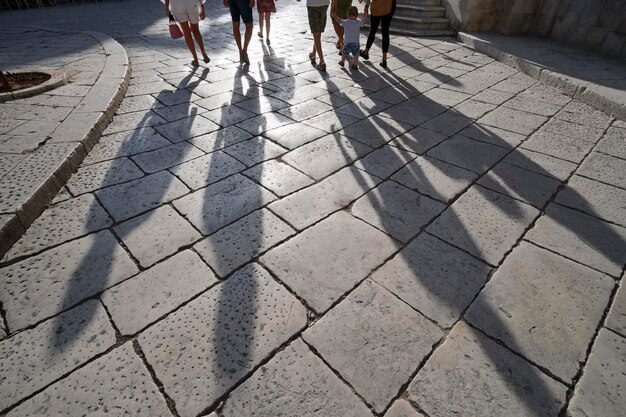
[478,106,548,135]
[169,151,245,190]
[0,231,137,330]
[385,400,426,417]
[459,123,526,149]
[243,159,314,197]
[66,157,144,196]
[223,136,288,167]
[526,203,626,277]
[339,115,413,148]
[427,134,509,174]
[131,142,205,174]
[114,205,201,268]
[389,126,447,155]
[503,148,577,181]
[427,185,539,265]
[352,181,445,243]
[466,242,614,382]
[577,152,626,189]
[408,321,567,417]
[194,208,295,278]
[102,250,216,335]
[139,263,307,417]
[222,339,375,417]
[595,126,626,159]
[188,125,253,153]
[262,123,327,149]
[155,115,220,143]
[353,145,417,180]
[261,211,398,313]
[0,300,116,411]
[541,118,605,143]
[373,233,490,328]
[304,280,443,412]
[82,128,172,165]
[567,329,626,417]
[606,279,626,336]
[521,130,595,164]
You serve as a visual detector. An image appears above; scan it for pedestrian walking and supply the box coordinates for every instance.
[224,0,256,64]
[359,0,396,68]
[307,0,331,71]
[330,0,352,52]
[165,0,210,66]
[331,6,363,70]
[257,0,277,44]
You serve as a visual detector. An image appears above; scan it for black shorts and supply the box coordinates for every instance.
[229,0,253,23]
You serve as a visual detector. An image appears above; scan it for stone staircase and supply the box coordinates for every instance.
[365,0,454,37]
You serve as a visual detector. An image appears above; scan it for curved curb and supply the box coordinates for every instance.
[0,28,130,257]
[456,32,626,121]
[0,70,68,103]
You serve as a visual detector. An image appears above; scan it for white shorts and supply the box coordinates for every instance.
[171,0,201,24]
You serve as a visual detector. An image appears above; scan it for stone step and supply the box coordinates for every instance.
[387,27,455,37]
[397,0,443,7]
[395,5,447,18]
[390,16,450,31]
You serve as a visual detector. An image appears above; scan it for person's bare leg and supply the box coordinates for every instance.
[190,23,207,57]
[313,32,324,65]
[232,21,243,52]
[265,13,271,39]
[179,21,199,64]
[258,12,264,36]
[243,22,253,52]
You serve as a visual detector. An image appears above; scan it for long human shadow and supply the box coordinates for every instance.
[320,38,625,416]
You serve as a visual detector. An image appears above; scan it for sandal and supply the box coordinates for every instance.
[309,52,316,64]
[202,53,210,64]
[339,60,345,67]
[360,49,369,60]
[191,60,199,67]
[316,62,326,71]
[267,39,271,45]
[351,64,359,70]
[258,31,263,38]
[380,60,387,68]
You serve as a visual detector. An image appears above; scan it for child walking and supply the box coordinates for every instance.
[332,6,363,70]
[257,0,277,44]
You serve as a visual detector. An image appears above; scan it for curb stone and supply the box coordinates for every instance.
[0,70,69,103]
[457,32,626,121]
[0,29,130,257]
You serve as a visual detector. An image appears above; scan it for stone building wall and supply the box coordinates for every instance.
[443,0,626,56]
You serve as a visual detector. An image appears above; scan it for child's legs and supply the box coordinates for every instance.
[265,12,271,37]
[259,11,264,32]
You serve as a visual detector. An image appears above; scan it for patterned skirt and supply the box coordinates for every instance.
[257,0,276,13]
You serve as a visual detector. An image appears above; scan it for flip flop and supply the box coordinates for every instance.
[203,54,210,64]
[316,62,326,71]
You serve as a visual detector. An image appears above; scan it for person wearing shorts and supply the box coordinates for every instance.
[331,0,352,51]
[224,0,256,64]
[307,0,330,71]
[165,0,210,66]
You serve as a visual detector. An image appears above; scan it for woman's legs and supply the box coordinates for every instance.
[190,23,208,59]
[364,14,381,53]
[258,11,264,37]
[265,12,271,39]
[381,0,396,60]
[178,21,199,64]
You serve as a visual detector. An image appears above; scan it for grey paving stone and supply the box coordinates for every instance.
[352,181,445,243]
[606,279,626,336]
[556,175,626,227]
[595,126,626,159]
[194,208,295,278]
[7,345,170,416]
[452,99,497,119]
[408,321,567,417]
[389,127,447,155]
[139,263,307,417]
[236,113,294,135]
[477,162,561,208]
[304,279,442,412]
[381,96,446,126]
[8,120,60,137]
[152,102,207,123]
[155,115,220,143]
[428,185,539,265]
[0,154,26,179]
[153,89,202,106]
[261,211,398,313]
[392,156,477,203]
[114,205,201,268]
[427,134,509,174]
[420,111,474,137]
[203,105,257,127]
[0,230,137,330]
[369,83,425,105]
[102,250,217,335]
[283,133,373,180]
[104,110,167,135]
[82,128,172,165]
[96,171,189,222]
[354,145,417,179]
[466,242,614,382]
[66,157,144,195]
[195,91,247,111]
[339,115,413,148]
[503,96,563,117]
[577,152,626,189]
[422,87,473,107]
[0,300,116,411]
[262,123,327,150]
[221,339,374,417]
[235,95,290,114]
[458,123,526,149]
[243,159,314,197]
[471,88,515,105]
[169,150,245,190]
[567,329,626,417]
[517,84,571,106]
[503,148,577,181]
[115,94,163,114]
[276,99,333,121]
[302,111,361,134]
[173,174,275,235]
[522,131,595,164]
[223,136,288,167]
[478,106,548,135]
[131,142,205,174]
[555,108,613,130]
[188,125,253,153]
[385,400,426,417]
[541,118,605,143]
[5,194,111,261]
[526,204,626,277]
[268,166,381,230]
[335,96,392,120]
[373,233,490,328]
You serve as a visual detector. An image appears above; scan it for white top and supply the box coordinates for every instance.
[341,19,363,44]
[306,0,330,7]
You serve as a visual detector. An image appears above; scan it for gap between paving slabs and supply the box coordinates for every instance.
[0,28,130,256]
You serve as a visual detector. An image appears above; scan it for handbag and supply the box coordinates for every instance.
[200,4,205,20]
[169,16,184,39]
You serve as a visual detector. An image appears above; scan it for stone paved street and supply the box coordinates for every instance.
[1,0,626,416]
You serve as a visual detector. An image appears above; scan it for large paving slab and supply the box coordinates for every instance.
[606,278,626,336]
[303,280,443,412]
[426,134,510,175]
[261,211,398,313]
[0,300,116,412]
[243,159,315,197]
[465,242,614,382]
[138,263,307,417]
[221,339,375,417]
[407,321,568,417]
[169,150,246,190]
[567,329,626,417]
[385,400,426,417]
[576,152,626,189]
[5,344,171,417]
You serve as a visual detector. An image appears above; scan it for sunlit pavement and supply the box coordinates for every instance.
[1,1,625,416]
